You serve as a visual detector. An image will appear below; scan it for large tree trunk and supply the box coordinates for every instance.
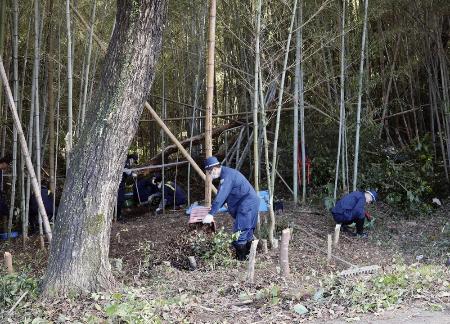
[42,0,167,297]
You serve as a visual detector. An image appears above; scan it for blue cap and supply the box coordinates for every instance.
[204,156,220,170]
[365,190,377,202]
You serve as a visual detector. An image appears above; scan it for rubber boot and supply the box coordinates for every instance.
[235,244,248,261]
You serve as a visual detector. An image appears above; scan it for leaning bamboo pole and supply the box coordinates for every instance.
[145,103,217,194]
[0,56,52,242]
[204,0,216,206]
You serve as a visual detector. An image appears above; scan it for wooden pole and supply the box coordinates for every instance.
[0,56,52,241]
[4,252,14,274]
[204,0,217,206]
[280,229,291,277]
[247,239,259,284]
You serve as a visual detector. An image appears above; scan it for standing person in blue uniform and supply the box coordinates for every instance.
[153,174,187,213]
[117,153,138,220]
[331,190,377,238]
[202,156,260,261]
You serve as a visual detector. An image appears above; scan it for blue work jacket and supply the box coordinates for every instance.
[210,166,259,223]
[331,191,366,223]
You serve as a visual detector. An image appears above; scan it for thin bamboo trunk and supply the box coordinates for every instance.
[293,2,300,204]
[352,0,368,191]
[253,0,262,193]
[333,0,346,200]
[20,10,33,243]
[0,56,52,242]
[66,0,73,169]
[298,0,306,203]
[47,0,56,195]
[259,70,275,247]
[269,0,298,245]
[204,0,216,206]
[80,0,96,129]
[9,0,19,239]
[378,37,401,139]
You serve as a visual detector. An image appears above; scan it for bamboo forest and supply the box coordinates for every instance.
[0,0,449,322]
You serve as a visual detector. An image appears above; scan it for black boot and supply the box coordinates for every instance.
[235,244,248,261]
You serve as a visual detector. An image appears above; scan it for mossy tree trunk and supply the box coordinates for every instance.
[42,0,167,297]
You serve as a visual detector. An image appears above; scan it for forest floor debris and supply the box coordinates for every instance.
[1,201,449,322]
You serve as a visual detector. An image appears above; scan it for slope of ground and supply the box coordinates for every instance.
[1,201,449,322]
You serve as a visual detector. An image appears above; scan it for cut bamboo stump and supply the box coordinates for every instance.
[334,224,341,247]
[247,239,259,284]
[327,234,332,263]
[280,229,291,277]
[188,256,197,270]
[4,252,14,274]
[260,239,268,254]
[272,238,279,250]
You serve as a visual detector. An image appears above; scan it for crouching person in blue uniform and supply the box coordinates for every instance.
[202,156,259,261]
[153,174,187,214]
[133,176,159,205]
[331,190,377,238]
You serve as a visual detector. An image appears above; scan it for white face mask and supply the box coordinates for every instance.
[210,167,221,179]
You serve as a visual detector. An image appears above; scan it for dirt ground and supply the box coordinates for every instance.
[1,201,449,322]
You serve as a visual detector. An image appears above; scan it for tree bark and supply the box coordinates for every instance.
[42,0,167,297]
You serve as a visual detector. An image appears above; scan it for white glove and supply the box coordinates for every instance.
[132,172,138,179]
[202,214,214,224]
[155,207,162,214]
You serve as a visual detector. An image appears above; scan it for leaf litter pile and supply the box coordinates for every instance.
[1,202,449,322]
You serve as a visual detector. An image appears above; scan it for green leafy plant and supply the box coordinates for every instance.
[188,228,238,268]
[0,273,38,308]
[322,264,449,313]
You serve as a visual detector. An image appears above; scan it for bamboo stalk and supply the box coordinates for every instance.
[65,0,73,168]
[352,0,369,191]
[80,0,96,129]
[0,56,52,242]
[204,0,216,206]
[269,0,298,249]
[9,0,19,242]
[253,0,262,193]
